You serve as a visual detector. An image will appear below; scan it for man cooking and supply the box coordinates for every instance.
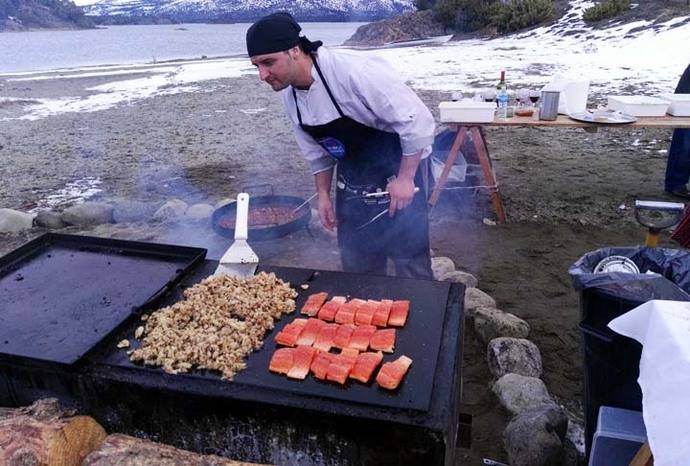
[246,12,435,279]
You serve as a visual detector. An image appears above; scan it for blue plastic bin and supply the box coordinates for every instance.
[589,406,647,466]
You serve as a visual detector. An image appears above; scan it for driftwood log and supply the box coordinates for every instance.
[0,398,107,466]
[82,434,265,465]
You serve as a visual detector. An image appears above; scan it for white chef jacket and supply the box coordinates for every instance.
[282,47,435,175]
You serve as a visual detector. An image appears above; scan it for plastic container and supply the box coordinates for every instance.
[607,96,669,117]
[589,406,646,466]
[439,101,496,123]
[659,93,690,116]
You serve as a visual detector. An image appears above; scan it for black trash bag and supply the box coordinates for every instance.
[569,246,690,295]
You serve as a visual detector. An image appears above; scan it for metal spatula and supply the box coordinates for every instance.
[214,193,258,278]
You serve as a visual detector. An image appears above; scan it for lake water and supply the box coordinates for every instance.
[0,22,367,73]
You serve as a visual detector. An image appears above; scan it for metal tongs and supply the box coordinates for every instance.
[349,187,419,202]
[355,187,420,231]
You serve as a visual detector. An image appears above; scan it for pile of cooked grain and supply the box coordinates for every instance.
[129,272,297,379]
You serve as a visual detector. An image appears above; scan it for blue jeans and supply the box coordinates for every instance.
[665,63,690,191]
[665,129,690,192]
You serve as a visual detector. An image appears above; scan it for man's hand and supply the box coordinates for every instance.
[318,194,337,230]
[386,176,416,216]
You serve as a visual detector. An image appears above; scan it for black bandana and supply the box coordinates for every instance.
[246,12,301,57]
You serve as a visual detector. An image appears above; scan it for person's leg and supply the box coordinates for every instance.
[665,129,690,194]
[340,248,387,275]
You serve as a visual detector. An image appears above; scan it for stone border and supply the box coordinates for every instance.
[431,256,583,466]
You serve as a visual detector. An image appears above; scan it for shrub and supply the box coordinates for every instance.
[582,0,630,22]
[434,0,496,31]
[491,0,554,33]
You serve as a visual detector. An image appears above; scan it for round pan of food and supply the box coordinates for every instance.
[212,195,312,240]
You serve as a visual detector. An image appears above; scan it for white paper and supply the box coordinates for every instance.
[542,74,590,115]
[608,300,690,466]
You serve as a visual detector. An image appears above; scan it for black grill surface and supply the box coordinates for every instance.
[0,234,206,366]
[91,262,456,416]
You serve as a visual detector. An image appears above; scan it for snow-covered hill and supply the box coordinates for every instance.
[76,0,414,21]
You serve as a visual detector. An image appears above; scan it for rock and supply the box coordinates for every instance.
[185,203,214,221]
[34,210,66,229]
[561,437,582,466]
[464,289,496,317]
[344,10,449,46]
[0,208,35,233]
[492,373,555,416]
[61,202,114,227]
[438,270,478,288]
[504,404,568,466]
[431,256,455,279]
[474,307,530,343]
[112,201,156,223]
[487,337,543,379]
[153,199,188,222]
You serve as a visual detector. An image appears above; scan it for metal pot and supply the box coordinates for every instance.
[211,194,311,241]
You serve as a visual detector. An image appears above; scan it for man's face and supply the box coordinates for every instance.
[250,49,297,91]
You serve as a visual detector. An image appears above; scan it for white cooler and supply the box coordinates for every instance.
[607,96,670,117]
[439,101,496,123]
[659,93,690,116]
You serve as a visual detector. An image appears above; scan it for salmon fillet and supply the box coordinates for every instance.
[286,346,317,380]
[269,348,295,375]
[334,301,357,324]
[274,318,308,347]
[301,292,328,316]
[388,300,410,327]
[326,348,360,385]
[354,300,377,325]
[310,350,334,380]
[333,324,356,349]
[371,299,393,327]
[348,325,377,351]
[369,328,396,353]
[376,355,413,390]
[295,318,326,346]
[317,299,343,322]
[313,323,337,352]
[349,351,384,383]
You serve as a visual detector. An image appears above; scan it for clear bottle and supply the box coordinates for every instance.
[496,70,509,119]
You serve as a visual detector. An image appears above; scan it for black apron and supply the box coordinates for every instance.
[292,54,430,259]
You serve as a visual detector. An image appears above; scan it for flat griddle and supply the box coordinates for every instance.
[0,234,206,366]
[94,263,452,413]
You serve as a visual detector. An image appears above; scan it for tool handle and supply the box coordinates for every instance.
[635,200,685,211]
[235,193,250,241]
[365,187,420,198]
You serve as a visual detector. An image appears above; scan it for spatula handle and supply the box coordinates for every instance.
[235,193,249,241]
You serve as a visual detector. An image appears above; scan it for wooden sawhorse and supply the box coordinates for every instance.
[428,125,506,223]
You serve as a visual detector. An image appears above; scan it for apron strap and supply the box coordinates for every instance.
[292,54,345,126]
[312,56,345,118]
